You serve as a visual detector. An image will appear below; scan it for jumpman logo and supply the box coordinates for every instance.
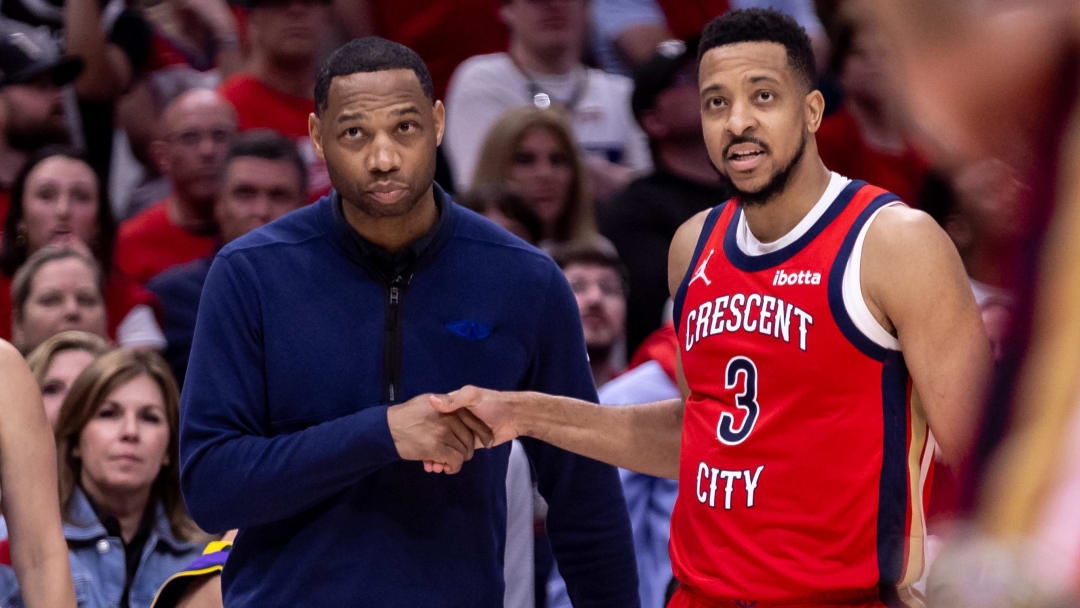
[690,249,715,287]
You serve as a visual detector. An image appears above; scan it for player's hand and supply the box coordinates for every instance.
[386,393,493,475]
[429,385,521,449]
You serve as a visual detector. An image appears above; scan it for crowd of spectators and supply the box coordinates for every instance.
[0,0,1045,606]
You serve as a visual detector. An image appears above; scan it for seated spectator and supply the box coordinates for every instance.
[115,89,236,284]
[457,185,543,245]
[472,107,597,248]
[26,330,112,426]
[218,0,332,200]
[815,3,927,203]
[445,0,650,200]
[148,130,306,384]
[10,247,108,354]
[0,147,164,348]
[51,348,207,608]
[552,239,628,386]
[0,340,76,607]
[0,18,83,221]
[600,37,731,354]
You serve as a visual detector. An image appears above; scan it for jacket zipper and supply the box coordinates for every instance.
[382,273,409,403]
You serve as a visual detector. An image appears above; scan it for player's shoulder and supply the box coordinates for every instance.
[865,204,949,255]
[671,204,725,254]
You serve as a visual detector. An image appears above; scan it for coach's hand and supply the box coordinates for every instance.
[387,394,494,474]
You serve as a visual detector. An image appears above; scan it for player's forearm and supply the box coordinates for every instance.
[180,405,399,531]
[514,393,683,479]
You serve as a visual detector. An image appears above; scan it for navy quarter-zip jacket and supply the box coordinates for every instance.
[179,185,639,607]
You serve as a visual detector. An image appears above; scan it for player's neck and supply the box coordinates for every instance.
[341,185,439,253]
[250,54,315,99]
[509,40,579,75]
[741,154,831,244]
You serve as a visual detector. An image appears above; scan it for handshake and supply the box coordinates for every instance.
[385,386,521,474]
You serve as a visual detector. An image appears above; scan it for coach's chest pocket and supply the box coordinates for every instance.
[410,320,530,391]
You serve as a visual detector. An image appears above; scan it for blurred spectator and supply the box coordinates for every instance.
[218,0,332,200]
[592,0,826,74]
[114,89,235,284]
[48,348,206,607]
[457,184,543,245]
[26,329,111,426]
[552,239,628,386]
[472,106,596,248]
[444,0,650,200]
[148,130,306,385]
[10,247,107,354]
[142,0,243,78]
[815,5,927,203]
[0,147,164,348]
[0,18,83,220]
[599,38,731,354]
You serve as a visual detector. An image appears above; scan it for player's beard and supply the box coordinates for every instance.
[720,131,808,207]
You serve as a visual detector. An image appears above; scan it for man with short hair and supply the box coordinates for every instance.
[0,19,82,219]
[147,129,306,384]
[554,240,629,387]
[435,9,991,606]
[600,37,731,354]
[218,0,332,200]
[444,0,651,198]
[114,88,237,284]
[180,36,638,607]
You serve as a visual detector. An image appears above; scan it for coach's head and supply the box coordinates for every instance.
[308,37,444,234]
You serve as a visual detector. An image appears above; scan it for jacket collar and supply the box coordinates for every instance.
[63,487,199,553]
[324,182,456,279]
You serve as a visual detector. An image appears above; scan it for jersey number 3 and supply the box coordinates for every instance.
[718,356,759,445]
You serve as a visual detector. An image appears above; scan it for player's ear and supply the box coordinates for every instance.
[805,89,825,133]
[433,100,445,147]
[308,112,325,161]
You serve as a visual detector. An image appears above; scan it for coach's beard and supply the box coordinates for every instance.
[721,132,808,207]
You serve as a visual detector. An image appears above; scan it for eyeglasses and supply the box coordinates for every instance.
[168,127,235,147]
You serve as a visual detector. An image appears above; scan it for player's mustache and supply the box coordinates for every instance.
[724,136,769,157]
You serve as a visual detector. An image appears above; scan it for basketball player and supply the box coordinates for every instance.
[431,9,992,607]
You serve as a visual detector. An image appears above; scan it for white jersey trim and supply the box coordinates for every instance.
[841,203,903,350]
[735,172,851,255]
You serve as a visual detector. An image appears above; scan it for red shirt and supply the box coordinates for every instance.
[817,107,928,205]
[0,267,157,342]
[114,199,218,285]
[655,0,730,40]
[669,182,931,605]
[368,0,507,100]
[0,189,10,229]
[218,74,331,200]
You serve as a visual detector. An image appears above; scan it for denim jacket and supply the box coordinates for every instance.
[0,488,204,608]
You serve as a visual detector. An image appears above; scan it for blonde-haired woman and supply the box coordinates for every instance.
[53,348,206,608]
[26,331,112,427]
[0,339,76,607]
[472,107,598,247]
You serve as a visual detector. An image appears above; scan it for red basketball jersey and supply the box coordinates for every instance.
[669,178,933,607]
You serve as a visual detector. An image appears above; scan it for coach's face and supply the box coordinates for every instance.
[698,42,822,200]
[309,69,444,219]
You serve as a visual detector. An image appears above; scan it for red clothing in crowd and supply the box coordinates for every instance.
[114,199,218,285]
[0,189,10,228]
[218,74,331,200]
[654,0,730,40]
[0,268,157,341]
[816,107,928,205]
[368,0,507,100]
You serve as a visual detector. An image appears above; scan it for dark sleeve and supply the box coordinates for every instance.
[520,265,640,607]
[107,9,152,77]
[179,254,400,532]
